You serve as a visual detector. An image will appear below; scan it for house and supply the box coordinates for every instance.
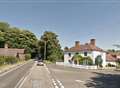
[64,39,107,67]
[106,52,120,66]
[0,43,25,59]
[106,53,117,66]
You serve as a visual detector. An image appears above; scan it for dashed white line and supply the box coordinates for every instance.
[14,62,35,88]
[52,79,59,88]
[75,80,85,83]
[57,80,64,88]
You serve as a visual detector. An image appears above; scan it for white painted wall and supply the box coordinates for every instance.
[106,62,117,66]
[64,52,74,64]
[64,51,107,67]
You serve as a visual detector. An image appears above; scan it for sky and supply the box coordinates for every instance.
[0,0,120,50]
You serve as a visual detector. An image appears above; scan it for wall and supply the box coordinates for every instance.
[64,51,107,67]
[64,51,93,64]
[106,61,117,66]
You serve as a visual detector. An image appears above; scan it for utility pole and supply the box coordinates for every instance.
[44,41,46,60]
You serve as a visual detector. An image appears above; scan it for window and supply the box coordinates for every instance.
[75,52,79,55]
[68,53,71,57]
[84,52,87,56]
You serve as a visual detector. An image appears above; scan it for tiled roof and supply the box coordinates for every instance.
[106,53,118,62]
[65,44,103,52]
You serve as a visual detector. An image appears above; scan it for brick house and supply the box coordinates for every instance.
[0,43,25,59]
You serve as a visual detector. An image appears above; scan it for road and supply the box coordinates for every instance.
[0,62,120,88]
[47,64,120,88]
[0,61,34,88]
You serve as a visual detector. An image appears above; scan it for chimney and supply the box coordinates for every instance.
[90,39,96,46]
[75,41,80,47]
[64,47,69,51]
[4,43,8,49]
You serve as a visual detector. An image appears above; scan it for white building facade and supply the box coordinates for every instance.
[64,39,107,67]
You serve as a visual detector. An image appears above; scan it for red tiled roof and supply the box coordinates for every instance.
[65,44,103,52]
[106,53,118,62]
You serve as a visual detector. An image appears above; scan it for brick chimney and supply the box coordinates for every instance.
[90,39,96,46]
[75,41,80,47]
[4,43,8,49]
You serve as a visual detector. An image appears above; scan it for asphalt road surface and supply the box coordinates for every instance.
[47,64,120,88]
[1,62,120,88]
[0,61,34,88]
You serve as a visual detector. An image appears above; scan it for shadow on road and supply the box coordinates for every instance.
[85,72,120,88]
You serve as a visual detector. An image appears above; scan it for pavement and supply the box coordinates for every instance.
[0,62,120,88]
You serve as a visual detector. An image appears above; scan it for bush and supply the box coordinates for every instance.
[0,56,5,65]
[5,56,18,64]
[0,56,18,65]
[25,54,31,61]
[82,56,93,65]
[107,63,116,67]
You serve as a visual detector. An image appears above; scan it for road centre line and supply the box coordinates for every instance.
[14,62,35,88]
[75,80,85,83]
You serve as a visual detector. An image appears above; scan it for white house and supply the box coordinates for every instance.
[64,39,107,67]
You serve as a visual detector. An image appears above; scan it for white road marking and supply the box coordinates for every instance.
[0,61,31,77]
[52,79,59,88]
[32,80,40,88]
[57,80,64,88]
[75,80,85,83]
[44,64,51,74]
[14,62,35,88]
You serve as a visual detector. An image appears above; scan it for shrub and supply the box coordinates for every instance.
[5,56,18,64]
[0,56,18,65]
[107,63,116,67]
[25,54,31,61]
[0,56,5,65]
[82,56,93,65]
[95,55,103,67]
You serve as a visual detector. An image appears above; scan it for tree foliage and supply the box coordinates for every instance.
[73,54,93,65]
[0,22,38,54]
[38,31,63,62]
[72,54,83,65]
[83,56,93,65]
[95,55,103,67]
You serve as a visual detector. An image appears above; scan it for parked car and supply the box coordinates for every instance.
[37,60,44,66]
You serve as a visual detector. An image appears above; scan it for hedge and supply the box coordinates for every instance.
[0,56,18,66]
[25,54,31,61]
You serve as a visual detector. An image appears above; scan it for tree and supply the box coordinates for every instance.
[72,54,83,65]
[0,22,38,56]
[39,31,63,62]
[95,55,103,67]
[83,56,93,65]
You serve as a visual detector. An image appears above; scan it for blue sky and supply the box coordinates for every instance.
[0,0,120,50]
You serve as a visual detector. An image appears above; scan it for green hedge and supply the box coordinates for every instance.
[25,54,31,61]
[0,56,18,66]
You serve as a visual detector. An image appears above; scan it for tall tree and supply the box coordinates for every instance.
[39,31,63,62]
[0,22,38,55]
